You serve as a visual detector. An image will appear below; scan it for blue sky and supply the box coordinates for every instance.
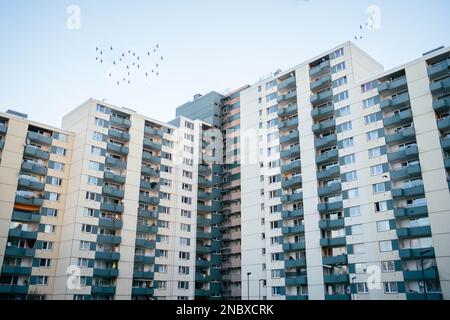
[0,0,449,127]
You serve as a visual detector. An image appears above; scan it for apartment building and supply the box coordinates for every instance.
[240,42,450,300]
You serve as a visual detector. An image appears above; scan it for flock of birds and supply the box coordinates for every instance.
[95,44,164,86]
[354,15,377,40]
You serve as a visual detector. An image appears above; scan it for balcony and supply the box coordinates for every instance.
[139,194,159,206]
[277,104,298,118]
[438,117,450,132]
[445,157,450,170]
[27,131,52,146]
[195,274,211,282]
[108,129,130,142]
[0,285,28,295]
[15,195,43,207]
[277,91,297,105]
[105,156,126,169]
[282,242,306,251]
[324,274,349,284]
[110,115,131,129]
[279,130,299,145]
[278,76,296,91]
[383,109,413,128]
[441,137,450,151]
[391,185,425,199]
[285,258,307,268]
[197,231,212,240]
[23,145,50,160]
[197,204,213,213]
[198,191,211,201]
[95,251,120,261]
[312,119,336,134]
[317,165,340,180]
[132,287,154,296]
[314,134,337,149]
[323,254,348,266]
[433,97,450,113]
[318,182,341,197]
[4,247,36,257]
[310,74,332,93]
[280,145,300,159]
[135,238,156,248]
[388,146,419,163]
[0,123,7,135]
[102,186,124,199]
[198,177,212,188]
[394,205,428,219]
[195,289,211,297]
[406,292,443,300]
[0,140,4,150]
[380,92,410,112]
[281,192,303,203]
[143,138,162,151]
[281,209,304,219]
[97,234,122,244]
[198,165,210,176]
[378,77,408,95]
[197,245,212,254]
[397,226,432,238]
[281,176,302,189]
[281,225,305,235]
[428,59,449,80]
[390,164,421,181]
[318,201,343,213]
[133,271,154,279]
[285,275,308,286]
[403,268,439,281]
[21,162,48,176]
[399,247,435,259]
[106,143,129,156]
[309,60,330,77]
[91,285,116,295]
[100,202,124,213]
[8,229,38,240]
[141,166,159,177]
[311,104,334,120]
[17,178,45,191]
[134,255,155,264]
[310,90,333,106]
[140,180,159,192]
[136,225,158,234]
[98,218,123,229]
[144,126,163,137]
[325,294,351,300]
[430,78,450,95]
[1,265,32,276]
[316,149,338,165]
[138,209,158,219]
[320,237,346,247]
[286,295,308,300]
[196,260,211,268]
[278,117,299,131]
[385,127,416,145]
[319,218,345,230]
[11,210,40,223]
[104,171,126,184]
[281,160,301,174]
[197,217,212,226]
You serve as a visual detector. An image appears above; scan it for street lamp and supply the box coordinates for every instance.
[420,249,432,300]
[351,276,357,300]
[258,279,265,300]
[247,272,252,300]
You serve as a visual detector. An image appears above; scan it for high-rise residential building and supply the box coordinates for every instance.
[0,41,449,300]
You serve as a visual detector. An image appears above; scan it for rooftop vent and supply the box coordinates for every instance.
[6,109,28,119]
[194,94,202,101]
[423,46,445,56]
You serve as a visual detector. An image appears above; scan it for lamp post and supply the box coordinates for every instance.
[420,249,432,300]
[247,272,252,300]
[258,279,265,300]
[351,276,357,300]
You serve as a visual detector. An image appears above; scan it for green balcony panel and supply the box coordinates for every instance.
[107,142,129,156]
[105,156,127,170]
[198,165,210,176]
[311,90,333,106]
[319,218,345,230]
[285,258,307,268]
[286,295,308,300]
[441,137,450,151]
[324,274,349,284]
[133,271,154,279]
[378,77,408,95]
[197,191,211,201]
[211,228,221,239]
[318,201,343,213]
[0,285,28,295]
[279,130,299,145]
[281,209,304,219]
[325,294,351,301]
[97,234,122,245]
[390,164,421,181]
[132,287,154,296]
[21,162,48,176]
[281,175,302,189]
[278,117,299,131]
[0,123,7,135]
[195,289,211,297]
[196,260,211,268]
[320,237,346,247]
[318,182,341,197]
[8,229,38,240]
[100,203,124,213]
[281,160,301,174]
[18,178,45,192]
[316,149,338,165]
[95,251,120,261]
[285,275,308,286]
[387,146,419,163]
[282,225,305,235]
[27,132,52,146]
[211,214,223,225]
[311,104,334,120]
[143,138,162,151]
[277,91,297,104]
[104,171,126,184]
[433,97,450,113]
[383,109,413,128]
[108,129,130,142]
[399,247,435,259]
[406,292,443,300]
[98,218,123,229]
[140,180,159,191]
[135,238,156,248]
[197,205,212,213]
[278,104,298,118]
[136,225,158,234]
[282,242,306,251]
[15,195,43,207]
[198,177,212,188]
[23,145,50,160]
[445,158,450,170]
[102,186,124,199]
[211,241,221,252]
[210,254,222,265]
[278,76,296,91]
[314,134,337,149]
[91,285,116,295]
[397,226,432,238]
[281,192,303,203]
[195,274,211,282]
[317,165,340,180]
[11,210,40,223]
[93,268,119,277]
[438,117,450,132]
[197,231,212,240]
[110,115,131,129]
[310,74,332,92]
[138,209,158,219]
[280,145,300,159]
[430,78,450,95]
[134,255,155,264]
[394,205,428,219]
[144,126,163,137]
[403,268,439,281]
[0,140,4,150]
[5,247,36,257]
[141,166,159,177]
[142,153,161,165]
[322,254,348,266]
[1,265,32,276]
[139,195,159,206]
[380,92,410,111]
[312,119,336,134]
[309,60,330,77]
[385,127,416,145]
[428,59,449,80]
[196,245,212,254]
[391,185,425,199]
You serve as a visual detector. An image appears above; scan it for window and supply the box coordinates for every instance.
[382,261,396,272]
[377,220,391,232]
[159,235,169,244]
[87,176,98,185]
[181,196,191,205]
[184,133,194,142]
[384,282,398,294]
[79,241,91,251]
[158,281,167,289]
[338,121,352,133]
[333,76,348,88]
[353,243,365,254]
[179,266,189,275]
[267,105,278,114]
[39,258,51,267]
[180,223,191,232]
[181,210,191,218]
[183,158,193,166]
[362,96,379,108]
[272,287,283,296]
[53,146,66,156]
[178,281,189,290]
[334,91,349,102]
[334,48,344,58]
[373,183,387,193]
[46,192,59,201]
[266,92,277,102]
[266,80,277,90]
[341,137,354,149]
[379,240,393,252]
[355,263,367,273]
[361,80,377,93]
[367,130,381,141]
[158,265,168,274]
[342,154,356,165]
[83,208,95,217]
[158,250,168,258]
[271,270,283,279]
[160,192,171,200]
[346,188,359,199]
[44,224,56,234]
[91,146,103,156]
[96,104,107,113]
[182,183,192,192]
[351,224,363,235]
[159,220,170,228]
[356,283,369,294]
[343,171,357,182]
[364,112,381,125]
[332,62,346,73]
[348,206,361,217]
[41,241,54,250]
[267,119,278,129]
[179,237,190,246]
[179,251,190,260]
[336,106,350,117]
[92,132,104,142]
[95,117,108,127]
[36,276,49,286]
[81,224,93,233]
[183,146,194,154]
[270,220,282,229]
[55,133,68,142]
[182,170,192,179]
[375,201,389,212]
[88,161,101,171]
[85,192,97,201]
[370,164,384,176]
[78,258,89,268]
[368,147,383,159]
[48,177,62,186]
[52,162,64,171]
[184,121,194,130]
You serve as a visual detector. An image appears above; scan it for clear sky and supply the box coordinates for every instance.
[0,0,449,127]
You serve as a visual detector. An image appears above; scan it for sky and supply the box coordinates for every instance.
[0,0,449,127]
